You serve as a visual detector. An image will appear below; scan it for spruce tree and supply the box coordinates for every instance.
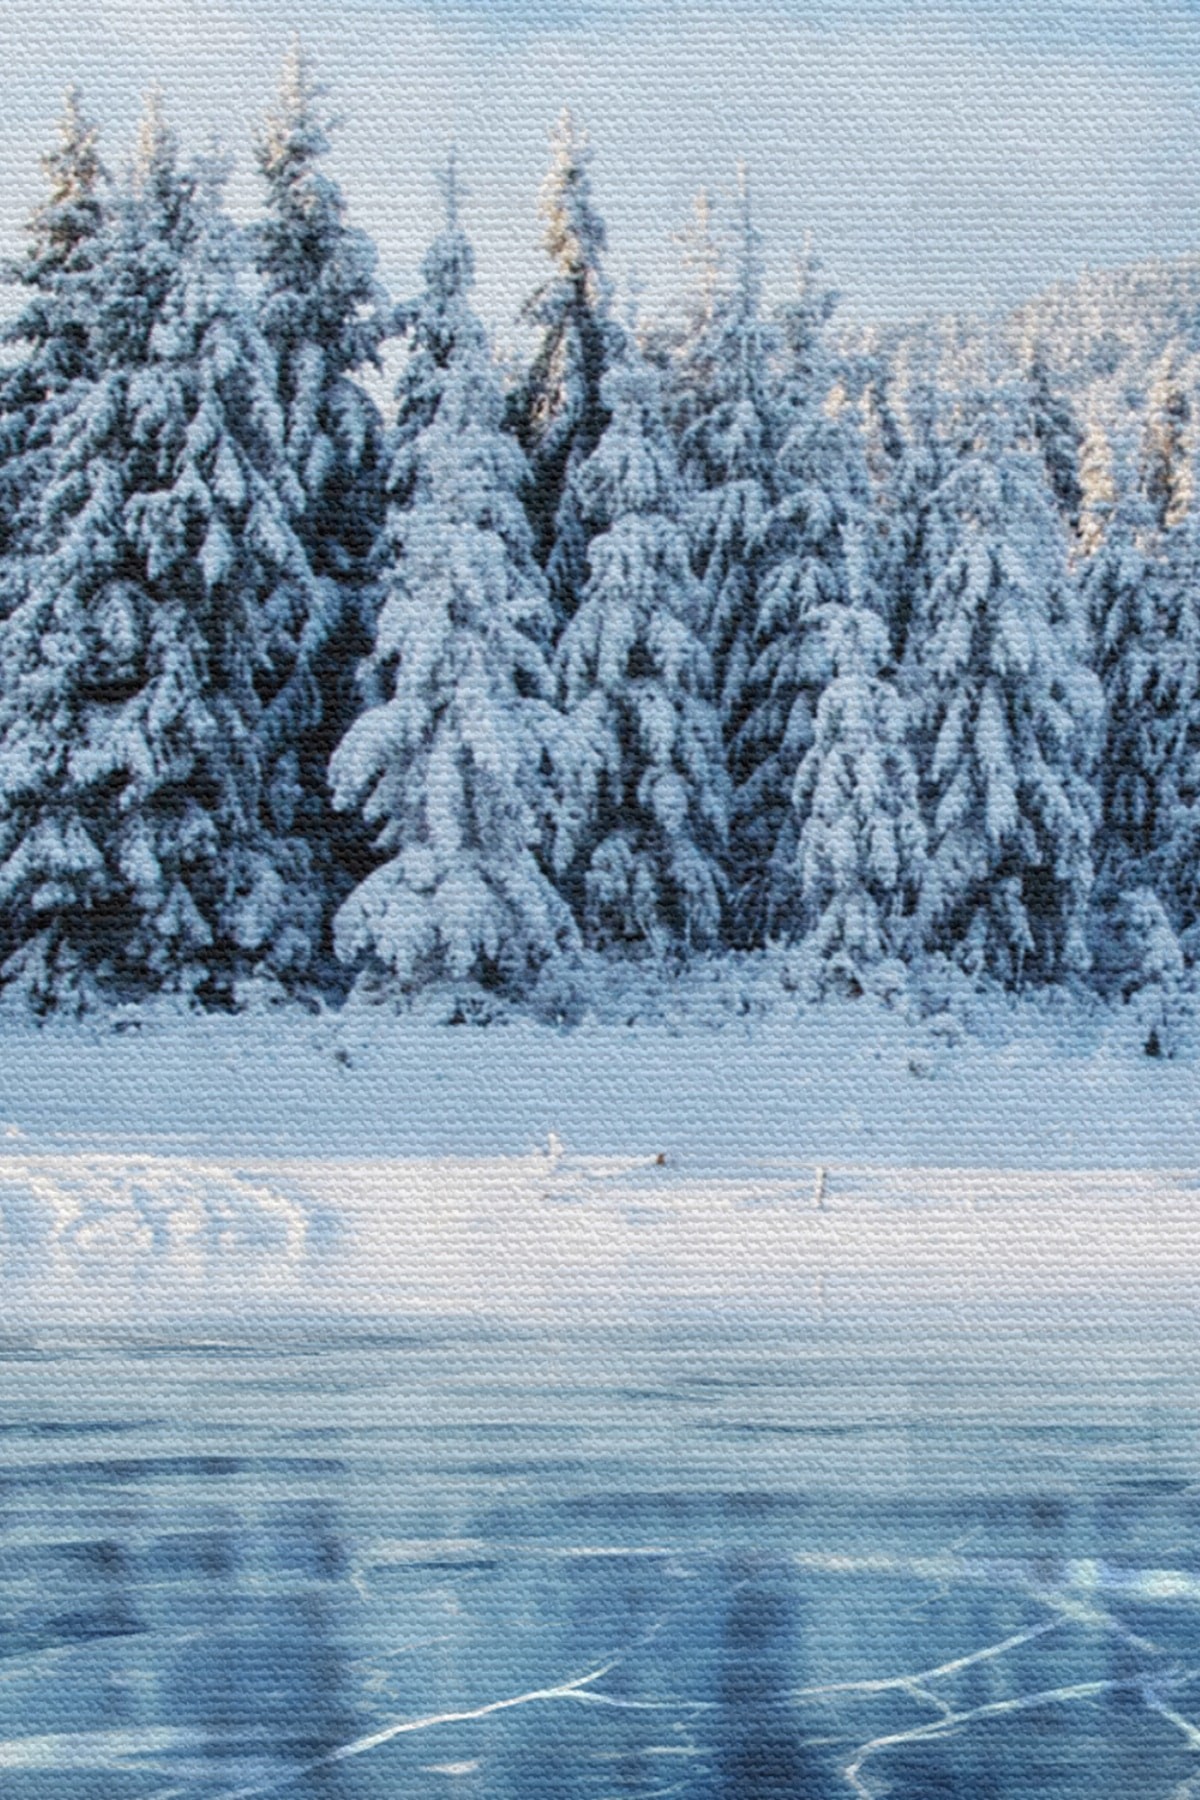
[0,89,108,567]
[675,167,778,819]
[0,97,319,1009]
[853,327,912,661]
[253,43,389,911]
[1076,407,1118,562]
[1083,416,1190,1042]
[737,249,876,944]
[787,599,925,992]
[515,110,620,637]
[886,336,951,680]
[330,174,573,997]
[1022,337,1084,533]
[913,377,1100,987]
[661,186,723,443]
[552,343,727,954]
[1096,884,1189,1057]
[1082,400,1200,1008]
[1133,366,1200,951]
[1082,422,1168,888]
[1141,350,1194,531]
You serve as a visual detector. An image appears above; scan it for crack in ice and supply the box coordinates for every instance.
[210,1657,685,1799]
[795,1617,1063,1710]
[1147,1695,1200,1752]
[791,1547,1200,1797]
[843,1675,1132,1800]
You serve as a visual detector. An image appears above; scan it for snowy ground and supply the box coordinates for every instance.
[2,982,1196,1166]
[0,989,1196,1333]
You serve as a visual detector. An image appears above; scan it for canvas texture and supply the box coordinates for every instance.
[0,4,1197,1795]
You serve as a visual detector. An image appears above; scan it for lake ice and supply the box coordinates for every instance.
[3,1311,1200,1799]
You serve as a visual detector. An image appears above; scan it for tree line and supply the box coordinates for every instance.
[0,50,1194,1044]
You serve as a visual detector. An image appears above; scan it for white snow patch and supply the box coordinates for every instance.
[0,990,1195,1328]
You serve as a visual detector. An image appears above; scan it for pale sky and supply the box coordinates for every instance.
[2,0,1199,334]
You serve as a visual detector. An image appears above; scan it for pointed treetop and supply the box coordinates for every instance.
[791,232,836,321]
[253,34,388,381]
[14,84,107,280]
[733,160,756,235]
[960,371,1027,463]
[551,105,591,177]
[436,146,466,234]
[44,86,103,210]
[1141,348,1196,531]
[779,231,838,381]
[134,86,178,198]
[260,35,334,178]
[540,107,607,286]
[890,331,942,443]
[731,159,763,310]
[281,33,317,114]
[419,153,475,305]
[677,186,722,327]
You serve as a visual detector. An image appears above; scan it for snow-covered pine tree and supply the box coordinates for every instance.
[660,185,722,443]
[551,341,727,955]
[1080,396,1200,1022]
[851,326,911,642]
[787,598,925,994]
[515,110,620,638]
[913,375,1101,988]
[0,96,320,1010]
[856,331,908,503]
[735,246,877,944]
[885,336,951,678]
[330,170,573,999]
[382,155,475,508]
[0,88,108,567]
[1102,885,1188,1057]
[253,42,389,908]
[1022,336,1084,534]
[1141,349,1194,531]
[674,167,778,835]
[1129,360,1200,953]
[1070,420,1173,1017]
[1076,406,1118,562]
[1081,420,1167,889]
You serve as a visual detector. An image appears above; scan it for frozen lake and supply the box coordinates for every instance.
[3,1310,1200,1799]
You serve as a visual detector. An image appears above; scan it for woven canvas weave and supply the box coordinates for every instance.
[0,5,1197,1795]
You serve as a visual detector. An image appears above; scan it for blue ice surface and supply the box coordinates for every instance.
[1,1303,1199,1799]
